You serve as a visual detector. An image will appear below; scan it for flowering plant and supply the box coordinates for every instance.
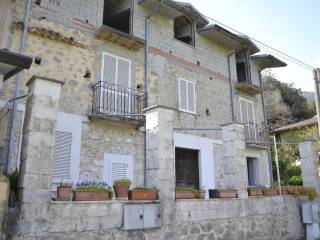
[75,181,113,198]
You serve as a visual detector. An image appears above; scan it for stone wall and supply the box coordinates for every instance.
[7,196,304,240]
[0,176,9,240]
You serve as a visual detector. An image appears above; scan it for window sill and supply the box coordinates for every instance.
[178,109,197,115]
[174,38,196,49]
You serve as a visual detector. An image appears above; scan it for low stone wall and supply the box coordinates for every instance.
[7,196,304,240]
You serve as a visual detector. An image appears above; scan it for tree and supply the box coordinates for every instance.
[263,74,315,129]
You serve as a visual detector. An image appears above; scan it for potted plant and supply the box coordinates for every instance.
[175,187,206,199]
[247,186,264,197]
[262,188,278,196]
[57,179,72,201]
[74,181,113,201]
[129,187,158,201]
[216,189,237,198]
[113,179,132,200]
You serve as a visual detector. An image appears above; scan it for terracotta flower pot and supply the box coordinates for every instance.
[248,188,263,197]
[57,186,72,200]
[74,190,109,201]
[199,190,206,199]
[263,188,278,196]
[129,190,157,201]
[217,190,237,198]
[279,189,289,195]
[113,184,130,200]
[175,190,195,199]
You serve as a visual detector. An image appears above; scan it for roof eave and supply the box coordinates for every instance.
[251,54,287,70]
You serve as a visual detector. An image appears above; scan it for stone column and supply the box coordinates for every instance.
[222,123,248,198]
[299,141,320,195]
[145,106,175,224]
[12,76,63,235]
[0,176,9,240]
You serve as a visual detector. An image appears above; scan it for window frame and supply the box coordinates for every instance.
[178,77,196,114]
[173,16,196,47]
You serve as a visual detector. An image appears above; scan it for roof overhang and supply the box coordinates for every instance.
[138,0,209,28]
[251,54,287,70]
[197,24,260,54]
[0,49,33,81]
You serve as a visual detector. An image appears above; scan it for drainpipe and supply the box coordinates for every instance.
[6,0,32,174]
[227,51,236,122]
[258,70,273,186]
[143,0,164,187]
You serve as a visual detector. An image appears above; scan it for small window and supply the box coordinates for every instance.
[236,50,251,83]
[103,0,132,34]
[178,78,196,114]
[174,16,195,46]
[247,157,260,186]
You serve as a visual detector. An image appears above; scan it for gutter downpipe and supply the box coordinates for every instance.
[227,51,236,122]
[143,0,164,187]
[6,0,32,174]
[259,70,273,187]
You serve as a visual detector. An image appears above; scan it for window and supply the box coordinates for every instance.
[174,15,195,46]
[178,78,196,114]
[103,0,132,34]
[103,154,133,186]
[236,50,251,83]
[247,157,260,186]
[101,52,131,114]
[175,148,199,188]
[239,98,255,124]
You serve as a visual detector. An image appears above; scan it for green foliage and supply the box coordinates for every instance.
[76,186,113,198]
[288,176,303,186]
[9,170,19,194]
[263,75,315,128]
[113,178,132,186]
[133,187,157,191]
[285,186,317,201]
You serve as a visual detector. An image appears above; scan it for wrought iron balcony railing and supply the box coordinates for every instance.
[92,81,147,122]
[244,123,269,146]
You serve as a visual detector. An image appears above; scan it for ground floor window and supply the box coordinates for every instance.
[175,148,199,188]
[247,157,260,186]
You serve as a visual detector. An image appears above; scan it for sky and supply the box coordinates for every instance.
[185,0,320,91]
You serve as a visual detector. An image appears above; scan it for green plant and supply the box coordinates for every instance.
[9,170,19,194]
[288,176,303,186]
[113,179,132,186]
[285,186,317,201]
[175,187,202,199]
[76,186,113,198]
[133,187,157,191]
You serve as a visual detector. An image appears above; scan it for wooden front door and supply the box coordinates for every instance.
[175,148,199,188]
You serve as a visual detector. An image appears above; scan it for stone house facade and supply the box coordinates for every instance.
[0,0,305,239]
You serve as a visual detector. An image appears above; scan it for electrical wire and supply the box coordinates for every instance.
[201,14,315,71]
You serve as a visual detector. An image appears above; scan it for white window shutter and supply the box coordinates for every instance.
[52,131,72,183]
[103,54,117,83]
[104,154,133,186]
[247,101,255,124]
[117,59,130,88]
[240,99,248,123]
[179,79,187,111]
[187,81,195,112]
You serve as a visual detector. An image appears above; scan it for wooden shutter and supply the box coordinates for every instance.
[104,154,133,186]
[52,131,72,183]
[179,79,187,111]
[117,58,130,87]
[187,81,195,112]
[103,54,117,83]
[240,99,248,123]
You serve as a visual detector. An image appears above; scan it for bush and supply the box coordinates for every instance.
[288,176,303,186]
[285,186,317,201]
[9,170,19,194]
[113,179,132,186]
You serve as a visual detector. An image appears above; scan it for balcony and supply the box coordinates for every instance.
[244,123,270,148]
[235,82,262,96]
[91,81,147,125]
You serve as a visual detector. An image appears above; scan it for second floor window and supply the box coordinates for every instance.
[239,98,255,124]
[174,16,195,46]
[178,78,196,114]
